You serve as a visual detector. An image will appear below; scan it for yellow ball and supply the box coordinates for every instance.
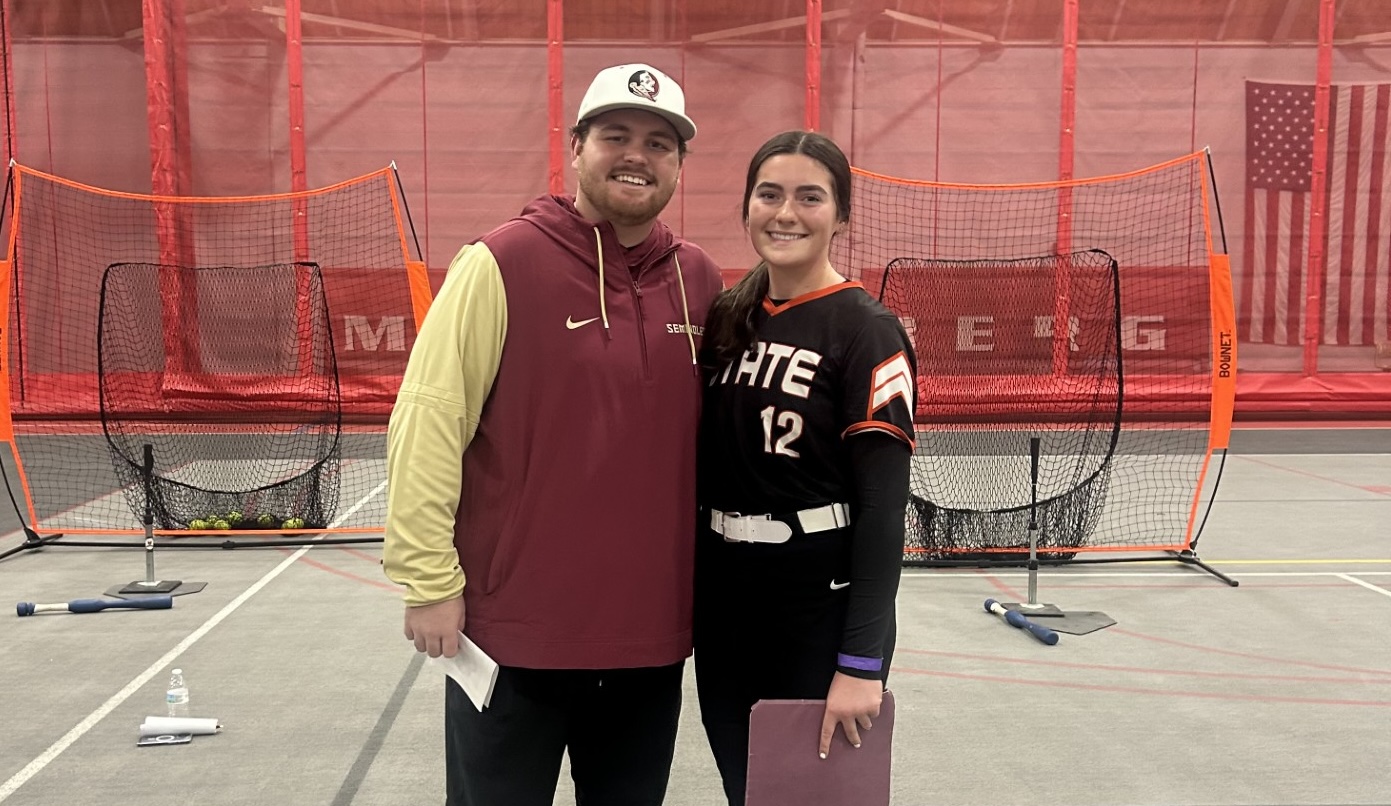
[283,517,305,530]
[212,520,231,530]
[189,519,208,530]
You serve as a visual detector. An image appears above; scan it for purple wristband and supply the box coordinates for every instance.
[836,653,883,672]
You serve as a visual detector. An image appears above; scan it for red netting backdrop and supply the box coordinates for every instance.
[1,0,1388,418]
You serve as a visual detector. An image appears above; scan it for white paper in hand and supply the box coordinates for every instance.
[428,630,498,711]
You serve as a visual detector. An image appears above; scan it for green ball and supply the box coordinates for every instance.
[226,511,243,524]
[256,513,275,526]
[211,519,231,530]
[189,519,208,530]
[283,517,305,530]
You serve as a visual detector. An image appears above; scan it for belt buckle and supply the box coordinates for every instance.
[723,512,764,543]
[725,512,791,544]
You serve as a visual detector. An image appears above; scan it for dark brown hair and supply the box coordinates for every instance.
[699,130,852,370]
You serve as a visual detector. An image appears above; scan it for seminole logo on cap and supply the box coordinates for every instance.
[628,70,659,101]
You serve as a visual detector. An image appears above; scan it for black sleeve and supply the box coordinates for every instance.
[837,312,916,449]
[836,430,911,679]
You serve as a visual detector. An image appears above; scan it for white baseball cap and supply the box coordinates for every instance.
[575,64,697,141]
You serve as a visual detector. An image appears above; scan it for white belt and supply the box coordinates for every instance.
[709,503,852,544]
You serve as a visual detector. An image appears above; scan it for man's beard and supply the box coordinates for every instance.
[577,171,675,228]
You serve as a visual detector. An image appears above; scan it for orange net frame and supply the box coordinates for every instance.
[0,164,430,536]
[835,151,1236,561]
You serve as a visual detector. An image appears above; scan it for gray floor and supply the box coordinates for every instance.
[1,426,1389,806]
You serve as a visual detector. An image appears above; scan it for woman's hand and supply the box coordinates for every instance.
[818,671,883,758]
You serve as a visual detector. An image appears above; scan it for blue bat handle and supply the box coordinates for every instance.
[71,596,173,612]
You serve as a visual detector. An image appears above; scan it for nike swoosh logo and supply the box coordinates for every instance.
[566,316,600,330]
[829,580,850,591]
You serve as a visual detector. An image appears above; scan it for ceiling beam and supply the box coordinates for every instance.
[258,5,439,41]
[1334,0,1350,29]
[1271,0,1302,42]
[1106,0,1127,42]
[1215,0,1240,41]
[880,9,997,44]
[328,0,348,38]
[122,7,226,39]
[1349,30,1391,45]
[690,8,850,43]
[99,0,115,37]
[122,3,439,42]
[837,0,894,40]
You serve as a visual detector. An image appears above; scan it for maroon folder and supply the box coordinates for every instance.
[745,690,895,806]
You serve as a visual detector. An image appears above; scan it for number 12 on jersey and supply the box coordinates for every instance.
[760,406,804,457]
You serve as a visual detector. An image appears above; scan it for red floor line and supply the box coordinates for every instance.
[980,573,1017,598]
[1106,627,1391,677]
[979,575,1391,678]
[294,555,398,593]
[336,546,383,564]
[1235,453,1391,495]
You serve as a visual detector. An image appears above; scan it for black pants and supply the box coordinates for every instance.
[693,528,893,806]
[445,661,685,806]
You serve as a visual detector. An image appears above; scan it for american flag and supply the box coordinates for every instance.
[1241,81,1391,346]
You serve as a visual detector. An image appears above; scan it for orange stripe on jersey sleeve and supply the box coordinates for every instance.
[842,421,915,449]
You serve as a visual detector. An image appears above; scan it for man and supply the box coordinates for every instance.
[383,63,723,806]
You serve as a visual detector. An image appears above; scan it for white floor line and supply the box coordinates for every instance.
[1337,573,1391,599]
[0,479,388,804]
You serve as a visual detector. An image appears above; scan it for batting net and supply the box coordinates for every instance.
[99,262,341,532]
[0,164,430,536]
[884,251,1121,560]
[835,152,1236,562]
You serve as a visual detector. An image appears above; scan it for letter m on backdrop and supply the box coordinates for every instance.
[344,315,406,351]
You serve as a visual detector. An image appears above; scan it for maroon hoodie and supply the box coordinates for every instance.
[455,195,722,669]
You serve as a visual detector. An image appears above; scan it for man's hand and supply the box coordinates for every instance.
[404,595,467,658]
[818,672,883,758]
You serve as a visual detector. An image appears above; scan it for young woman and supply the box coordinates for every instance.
[695,130,917,805]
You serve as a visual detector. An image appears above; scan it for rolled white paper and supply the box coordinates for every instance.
[139,716,222,736]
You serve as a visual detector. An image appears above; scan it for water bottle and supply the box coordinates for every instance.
[166,668,190,718]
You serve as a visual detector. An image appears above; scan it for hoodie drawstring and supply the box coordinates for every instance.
[673,254,697,368]
[592,227,611,335]
[593,225,697,370]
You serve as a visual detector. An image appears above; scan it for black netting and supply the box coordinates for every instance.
[880,250,1122,560]
[98,262,341,530]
